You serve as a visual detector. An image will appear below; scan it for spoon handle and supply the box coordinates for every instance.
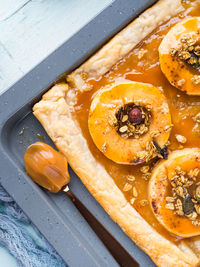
[63,186,139,267]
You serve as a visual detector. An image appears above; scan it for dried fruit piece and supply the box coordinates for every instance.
[128,107,143,124]
[182,195,194,215]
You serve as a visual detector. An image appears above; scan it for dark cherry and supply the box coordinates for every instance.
[129,107,143,124]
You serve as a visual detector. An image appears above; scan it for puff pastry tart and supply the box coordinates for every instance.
[33,0,200,266]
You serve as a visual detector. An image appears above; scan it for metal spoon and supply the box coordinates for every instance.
[24,142,139,267]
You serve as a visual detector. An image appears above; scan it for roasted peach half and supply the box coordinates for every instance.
[88,81,171,164]
[149,148,200,237]
[159,17,200,95]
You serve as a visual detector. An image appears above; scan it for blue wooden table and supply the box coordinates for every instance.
[0,0,112,265]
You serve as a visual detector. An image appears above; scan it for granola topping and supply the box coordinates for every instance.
[169,34,200,85]
[114,103,151,139]
[165,166,200,226]
[175,134,187,144]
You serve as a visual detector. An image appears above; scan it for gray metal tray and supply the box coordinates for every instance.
[0,0,158,266]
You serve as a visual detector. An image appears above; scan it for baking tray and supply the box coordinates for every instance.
[0,0,158,266]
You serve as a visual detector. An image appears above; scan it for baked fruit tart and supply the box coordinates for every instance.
[88,80,171,164]
[33,0,200,266]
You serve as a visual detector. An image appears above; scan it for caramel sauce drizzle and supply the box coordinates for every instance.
[73,2,200,242]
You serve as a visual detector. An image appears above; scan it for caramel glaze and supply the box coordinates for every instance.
[73,2,200,242]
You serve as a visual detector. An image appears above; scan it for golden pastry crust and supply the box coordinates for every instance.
[67,0,183,91]
[33,1,200,266]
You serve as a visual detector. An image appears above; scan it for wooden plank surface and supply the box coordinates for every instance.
[0,0,112,94]
[0,0,112,266]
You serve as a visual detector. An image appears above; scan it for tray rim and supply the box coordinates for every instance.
[0,0,157,265]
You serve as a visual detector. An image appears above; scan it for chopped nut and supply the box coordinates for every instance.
[140,166,150,174]
[108,116,117,126]
[194,168,200,176]
[137,151,148,160]
[176,199,183,209]
[178,51,190,60]
[188,56,198,65]
[175,186,184,197]
[176,210,184,216]
[122,115,128,122]
[166,197,175,202]
[119,125,128,133]
[170,48,177,56]
[195,45,200,56]
[191,75,200,85]
[186,211,198,220]
[192,199,198,204]
[175,134,187,144]
[175,166,181,172]
[165,203,175,210]
[188,168,200,178]
[177,79,185,88]
[127,175,135,182]
[132,187,138,197]
[121,133,128,139]
[192,220,200,227]
[171,181,177,188]
[146,104,152,111]
[123,183,132,192]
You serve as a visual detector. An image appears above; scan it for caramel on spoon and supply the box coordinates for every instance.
[24,142,139,267]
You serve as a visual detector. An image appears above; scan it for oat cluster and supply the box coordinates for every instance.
[136,141,160,164]
[165,166,200,226]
